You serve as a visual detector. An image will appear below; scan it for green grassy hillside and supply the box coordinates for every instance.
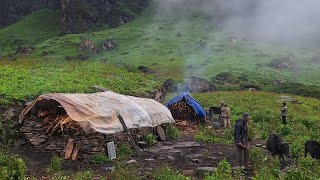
[0,58,158,107]
[192,91,320,179]
[194,91,320,156]
[0,9,62,54]
[0,4,320,105]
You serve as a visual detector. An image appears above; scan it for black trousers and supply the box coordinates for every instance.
[282,116,287,124]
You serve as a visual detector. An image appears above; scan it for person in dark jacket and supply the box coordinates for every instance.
[234,112,251,169]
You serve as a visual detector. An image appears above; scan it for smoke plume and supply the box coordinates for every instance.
[153,0,320,48]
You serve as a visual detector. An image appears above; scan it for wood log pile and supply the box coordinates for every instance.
[168,99,198,121]
[41,114,83,136]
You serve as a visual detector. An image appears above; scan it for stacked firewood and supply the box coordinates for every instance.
[41,114,83,136]
[168,99,198,121]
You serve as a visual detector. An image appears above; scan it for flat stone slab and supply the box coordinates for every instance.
[185,153,203,158]
[174,142,201,148]
[167,149,182,153]
[146,145,175,153]
[196,167,217,172]
[195,167,217,176]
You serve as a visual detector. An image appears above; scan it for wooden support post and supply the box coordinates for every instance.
[65,138,74,160]
[118,115,140,156]
[71,141,82,161]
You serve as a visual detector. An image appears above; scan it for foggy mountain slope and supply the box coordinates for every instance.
[155,0,320,49]
[0,0,320,98]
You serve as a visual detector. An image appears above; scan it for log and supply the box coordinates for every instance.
[65,138,74,160]
[156,126,166,141]
[71,141,81,161]
[118,115,140,156]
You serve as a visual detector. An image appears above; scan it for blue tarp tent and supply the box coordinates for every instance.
[166,93,206,119]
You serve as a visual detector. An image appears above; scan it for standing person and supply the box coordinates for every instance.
[234,113,251,170]
[219,101,225,122]
[280,102,287,124]
[221,104,231,128]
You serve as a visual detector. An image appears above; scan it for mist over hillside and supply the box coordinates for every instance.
[153,0,320,49]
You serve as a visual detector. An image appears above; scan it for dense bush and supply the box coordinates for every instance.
[277,125,292,136]
[90,153,110,164]
[250,148,280,179]
[153,167,190,180]
[0,153,26,180]
[144,134,157,146]
[117,145,133,160]
[74,170,93,180]
[195,126,218,143]
[273,82,320,99]
[165,124,181,139]
[0,116,15,145]
[48,155,62,173]
[284,156,320,179]
[204,159,233,180]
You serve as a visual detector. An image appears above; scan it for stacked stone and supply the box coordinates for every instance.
[20,119,151,159]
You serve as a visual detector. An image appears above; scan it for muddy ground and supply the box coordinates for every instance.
[3,106,267,179]
[12,128,270,179]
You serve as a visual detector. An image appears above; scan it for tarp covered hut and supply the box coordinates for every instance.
[20,91,175,134]
[18,91,175,158]
[166,93,206,121]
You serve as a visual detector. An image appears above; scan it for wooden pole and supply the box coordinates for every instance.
[118,115,140,156]
[65,138,74,160]
[71,141,82,161]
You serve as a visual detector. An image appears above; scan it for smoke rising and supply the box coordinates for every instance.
[153,0,320,48]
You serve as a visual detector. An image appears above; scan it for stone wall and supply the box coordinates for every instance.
[19,119,151,161]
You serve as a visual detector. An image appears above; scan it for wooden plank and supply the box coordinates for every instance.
[156,125,166,141]
[118,115,140,156]
[65,138,74,160]
[71,141,82,161]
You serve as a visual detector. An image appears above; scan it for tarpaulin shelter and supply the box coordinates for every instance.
[19,91,175,135]
[166,93,206,119]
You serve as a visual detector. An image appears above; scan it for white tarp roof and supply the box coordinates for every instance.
[19,91,175,134]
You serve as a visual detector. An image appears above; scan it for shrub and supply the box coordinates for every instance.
[301,119,315,130]
[250,148,280,179]
[109,165,140,180]
[289,137,308,158]
[90,153,110,164]
[117,145,133,160]
[284,168,304,180]
[253,124,269,140]
[283,156,320,180]
[153,167,191,180]
[204,159,233,180]
[277,125,292,136]
[0,116,15,145]
[195,126,217,143]
[49,172,69,180]
[48,155,62,173]
[144,134,157,146]
[251,113,272,123]
[165,124,181,139]
[74,170,93,180]
[0,153,26,180]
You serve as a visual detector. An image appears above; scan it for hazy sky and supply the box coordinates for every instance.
[154,0,320,48]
